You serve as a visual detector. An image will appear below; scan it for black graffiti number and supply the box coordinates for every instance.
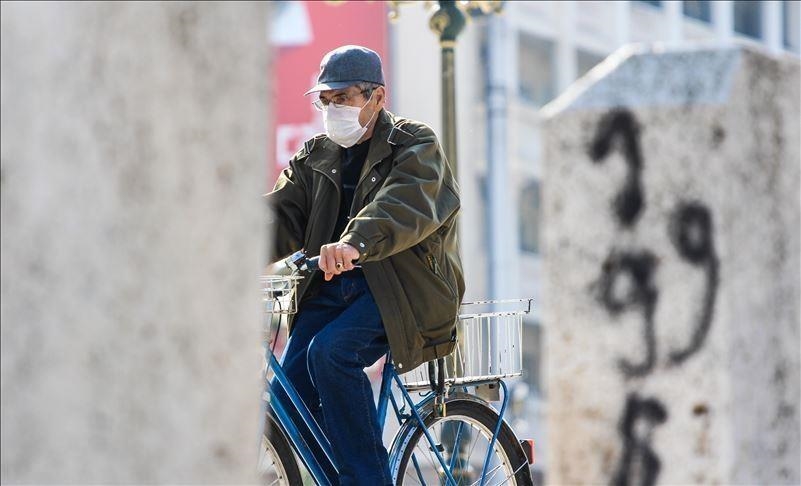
[612,394,668,486]
[590,109,645,227]
[597,251,659,377]
[668,202,719,364]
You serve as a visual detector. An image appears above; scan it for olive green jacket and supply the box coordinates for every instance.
[266,109,464,372]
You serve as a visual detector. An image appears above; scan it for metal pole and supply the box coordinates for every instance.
[429,0,465,178]
[429,5,470,478]
[485,13,514,384]
[430,0,467,379]
[441,46,458,179]
[486,14,511,305]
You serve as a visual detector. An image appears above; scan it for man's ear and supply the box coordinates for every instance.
[375,86,387,107]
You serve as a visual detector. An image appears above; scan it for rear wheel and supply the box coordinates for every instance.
[391,396,533,485]
[259,414,302,486]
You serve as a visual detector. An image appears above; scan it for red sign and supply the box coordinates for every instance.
[270,1,389,184]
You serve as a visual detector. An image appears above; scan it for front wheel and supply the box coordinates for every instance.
[390,395,533,485]
[259,414,302,486]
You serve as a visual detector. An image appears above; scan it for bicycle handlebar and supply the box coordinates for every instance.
[271,252,361,275]
[267,251,319,275]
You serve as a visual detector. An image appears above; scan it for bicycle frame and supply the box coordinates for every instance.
[263,348,512,486]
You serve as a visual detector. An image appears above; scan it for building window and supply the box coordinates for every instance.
[576,49,605,79]
[784,0,801,53]
[636,0,662,7]
[521,319,543,395]
[518,32,555,106]
[519,180,540,254]
[733,0,762,39]
[683,0,711,22]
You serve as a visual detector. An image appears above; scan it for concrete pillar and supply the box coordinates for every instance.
[1,2,269,483]
[713,0,734,41]
[541,45,800,485]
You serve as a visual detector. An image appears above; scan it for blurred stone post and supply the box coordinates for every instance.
[542,44,799,485]
[1,2,269,483]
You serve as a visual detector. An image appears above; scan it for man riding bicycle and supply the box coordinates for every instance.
[266,45,464,485]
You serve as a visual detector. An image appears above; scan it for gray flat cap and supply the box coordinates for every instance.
[304,45,385,95]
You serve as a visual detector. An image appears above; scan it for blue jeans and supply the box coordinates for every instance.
[270,272,392,486]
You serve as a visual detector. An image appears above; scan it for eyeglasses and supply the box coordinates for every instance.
[312,88,372,111]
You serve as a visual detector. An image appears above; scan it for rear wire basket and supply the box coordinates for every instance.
[400,299,532,390]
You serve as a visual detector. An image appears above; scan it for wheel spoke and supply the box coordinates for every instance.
[463,423,484,475]
[412,438,443,484]
[448,421,466,472]
[259,439,287,486]
[469,461,503,486]
[409,450,429,484]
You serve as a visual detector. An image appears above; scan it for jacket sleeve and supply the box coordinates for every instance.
[264,152,309,262]
[340,125,459,262]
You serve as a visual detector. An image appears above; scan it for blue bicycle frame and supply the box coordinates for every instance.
[263,349,512,486]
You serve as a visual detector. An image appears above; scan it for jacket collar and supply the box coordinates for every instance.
[307,109,395,174]
[305,136,341,173]
[363,109,394,170]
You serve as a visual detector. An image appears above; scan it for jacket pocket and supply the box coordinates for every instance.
[426,253,457,300]
[397,246,459,343]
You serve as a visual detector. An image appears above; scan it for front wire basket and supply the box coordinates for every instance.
[401,299,533,391]
[261,275,303,315]
[261,275,303,344]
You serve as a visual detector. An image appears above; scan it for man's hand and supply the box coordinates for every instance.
[319,242,360,281]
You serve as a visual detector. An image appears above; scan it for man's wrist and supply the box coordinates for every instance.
[339,232,369,260]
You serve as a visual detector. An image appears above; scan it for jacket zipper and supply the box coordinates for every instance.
[309,166,341,242]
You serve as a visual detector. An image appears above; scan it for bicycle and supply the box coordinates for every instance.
[259,251,536,486]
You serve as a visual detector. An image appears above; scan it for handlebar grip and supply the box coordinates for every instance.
[303,256,320,272]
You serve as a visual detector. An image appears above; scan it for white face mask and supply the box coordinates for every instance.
[323,92,376,148]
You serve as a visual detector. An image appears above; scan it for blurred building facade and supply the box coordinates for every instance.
[270,0,801,481]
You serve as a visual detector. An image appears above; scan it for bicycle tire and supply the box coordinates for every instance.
[390,394,533,486]
[260,414,303,486]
